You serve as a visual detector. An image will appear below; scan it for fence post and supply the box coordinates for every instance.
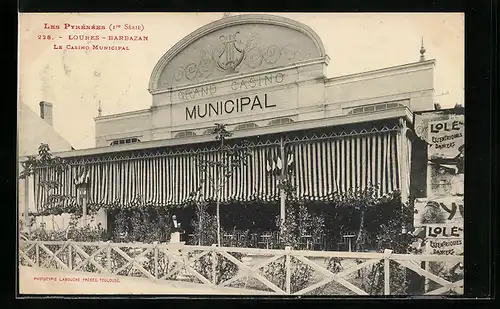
[383,249,393,295]
[35,243,39,267]
[285,246,292,294]
[211,244,217,286]
[424,261,430,293]
[107,244,112,273]
[154,245,159,280]
[68,244,72,270]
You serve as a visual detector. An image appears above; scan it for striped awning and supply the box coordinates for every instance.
[289,131,400,200]
[33,126,409,211]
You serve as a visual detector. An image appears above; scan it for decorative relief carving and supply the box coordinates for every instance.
[216,31,245,73]
[170,30,313,85]
[173,50,216,82]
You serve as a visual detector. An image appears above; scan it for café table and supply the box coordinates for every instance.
[300,235,313,250]
[342,234,357,252]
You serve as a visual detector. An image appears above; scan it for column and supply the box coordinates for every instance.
[24,176,29,232]
[280,137,286,224]
[398,118,409,203]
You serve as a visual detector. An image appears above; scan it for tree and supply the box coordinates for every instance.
[194,124,251,246]
[19,143,71,232]
[329,187,380,252]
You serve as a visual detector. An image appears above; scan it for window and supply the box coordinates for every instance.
[386,102,400,109]
[174,131,196,138]
[268,117,294,126]
[233,122,259,131]
[347,102,405,115]
[351,107,363,114]
[203,128,215,135]
[110,137,140,146]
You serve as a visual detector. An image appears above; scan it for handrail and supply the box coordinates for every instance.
[20,241,463,262]
[19,240,464,295]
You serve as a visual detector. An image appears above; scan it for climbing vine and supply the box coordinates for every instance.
[20,144,76,231]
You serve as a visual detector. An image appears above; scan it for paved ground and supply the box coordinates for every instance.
[18,266,274,295]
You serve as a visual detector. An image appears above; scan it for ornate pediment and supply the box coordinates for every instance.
[149,14,326,91]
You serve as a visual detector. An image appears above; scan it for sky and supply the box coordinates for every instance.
[18,13,464,150]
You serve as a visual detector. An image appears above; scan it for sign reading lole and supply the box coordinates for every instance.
[426,224,464,238]
[428,117,464,158]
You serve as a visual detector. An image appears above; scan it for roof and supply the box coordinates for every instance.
[24,106,413,161]
[18,103,74,157]
[148,13,327,92]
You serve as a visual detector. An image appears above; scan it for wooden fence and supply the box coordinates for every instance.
[19,240,464,295]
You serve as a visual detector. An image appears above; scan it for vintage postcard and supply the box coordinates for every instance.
[18,12,464,296]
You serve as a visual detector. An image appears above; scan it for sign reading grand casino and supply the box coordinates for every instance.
[177,72,285,101]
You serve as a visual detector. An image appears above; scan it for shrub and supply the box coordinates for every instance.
[426,258,464,294]
[192,251,242,285]
[275,200,325,249]
[258,200,324,293]
[359,260,410,295]
[190,201,241,284]
[25,214,107,242]
[19,215,108,272]
[112,208,171,243]
[190,201,217,246]
[261,257,313,293]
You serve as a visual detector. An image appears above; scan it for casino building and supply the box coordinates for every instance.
[28,14,434,234]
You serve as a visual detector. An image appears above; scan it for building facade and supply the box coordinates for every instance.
[18,102,74,230]
[28,14,434,225]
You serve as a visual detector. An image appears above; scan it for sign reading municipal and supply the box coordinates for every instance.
[185,93,275,120]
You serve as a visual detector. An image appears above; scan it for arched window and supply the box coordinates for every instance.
[268,117,294,126]
[174,131,196,138]
[110,137,141,146]
[233,122,259,131]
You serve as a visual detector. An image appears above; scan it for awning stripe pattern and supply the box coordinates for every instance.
[33,129,408,211]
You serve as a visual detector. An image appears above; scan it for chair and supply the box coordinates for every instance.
[312,233,326,251]
[298,230,313,250]
[250,233,259,248]
[238,230,249,247]
[270,231,280,248]
[187,233,195,245]
[223,233,236,247]
[341,231,357,252]
[234,231,246,246]
[259,231,272,249]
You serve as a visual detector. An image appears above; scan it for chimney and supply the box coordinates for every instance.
[39,101,53,126]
